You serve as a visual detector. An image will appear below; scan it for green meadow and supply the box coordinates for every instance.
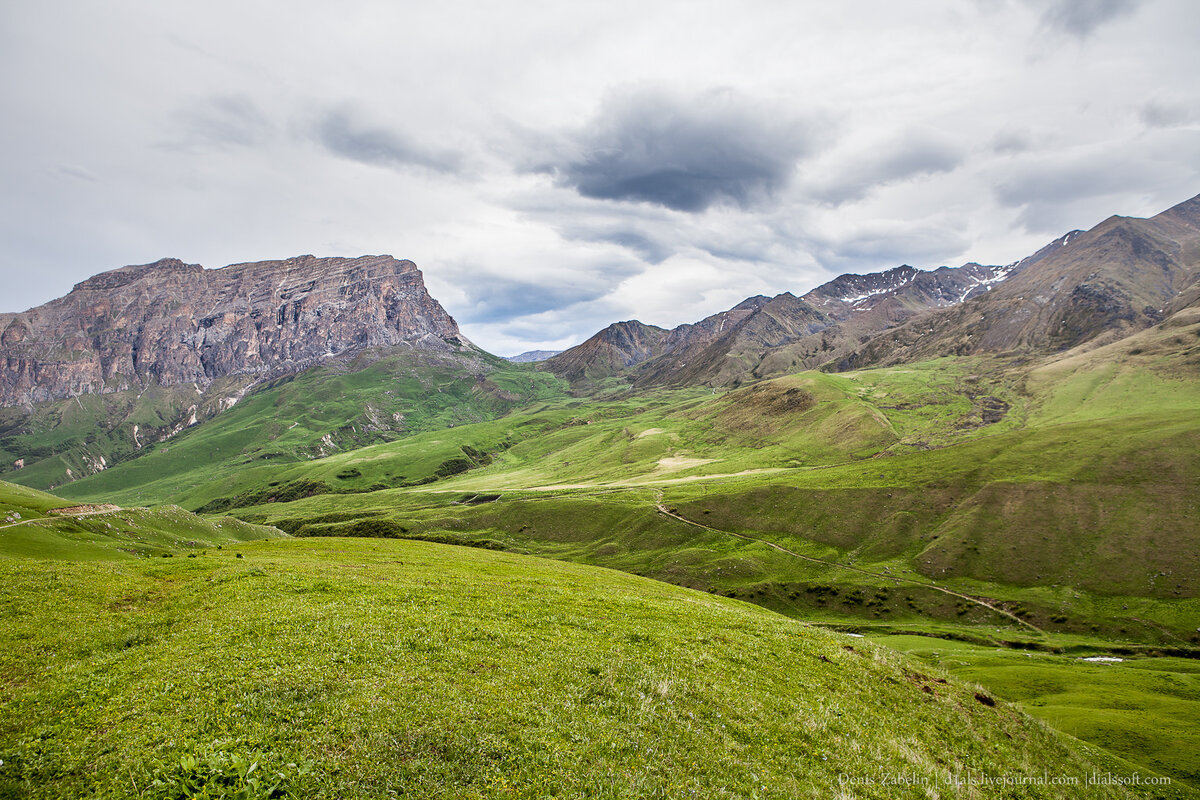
[0,537,1184,799]
[1,310,1197,795]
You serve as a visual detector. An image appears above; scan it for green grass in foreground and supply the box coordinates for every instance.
[874,634,1200,789]
[0,538,1179,799]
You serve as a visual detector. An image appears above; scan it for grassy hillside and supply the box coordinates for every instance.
[55,357,1029,510]
[876,635,1200,788]
[0,537,1179,799]
[11,349,567,504]
[210,314,1200,644]
[0,480,282,560]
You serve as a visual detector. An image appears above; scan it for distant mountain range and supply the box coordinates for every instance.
[2,193,1198,408]
[545,192,1200,387]
[504,350,561,363]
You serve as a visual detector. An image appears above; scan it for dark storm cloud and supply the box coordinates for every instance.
[1039,0,1141,37]
[313,107,461,173]
[542,88,825,213]
[809,131,964,206]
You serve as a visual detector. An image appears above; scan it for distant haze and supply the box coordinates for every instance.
[1,0,1198,354]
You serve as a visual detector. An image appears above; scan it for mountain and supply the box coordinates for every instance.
[0,255,556,491]
[0,254,467,407]
[544,192,1200,385]
[547,262,1017,389]
[834,193,1200,369]
[544,320,668,383]
[504,349,561,363]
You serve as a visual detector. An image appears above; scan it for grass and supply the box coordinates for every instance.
[873,635,1200,789]
[0,479,283,560]
[1,349,571,501]
[0,537,1179,799]
[0,308,1197,796]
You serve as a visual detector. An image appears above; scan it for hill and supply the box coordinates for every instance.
[0,347,568,494]
[0,536,1171,798]
[0,479,282,559]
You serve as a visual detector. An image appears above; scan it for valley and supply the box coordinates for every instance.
[1,194,1198,797]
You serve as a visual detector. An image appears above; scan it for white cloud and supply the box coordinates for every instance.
[0,0,1197,353]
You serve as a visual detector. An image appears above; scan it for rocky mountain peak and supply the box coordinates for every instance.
[0,255,467,406]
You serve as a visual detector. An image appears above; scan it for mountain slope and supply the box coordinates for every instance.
[552,262,1016,389]
[544,319,668,383]
[0,255,536,490]
[835,193,1200,369]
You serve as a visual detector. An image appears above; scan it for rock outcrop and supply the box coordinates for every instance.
[0,255,468,406]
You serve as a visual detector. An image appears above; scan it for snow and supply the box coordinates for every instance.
[840,274,917,305]
[956,263,1017,303]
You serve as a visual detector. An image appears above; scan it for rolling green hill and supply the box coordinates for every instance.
[1,209,1198,795]
[1,348,568,502]
[0,479,282,560]
[0,537,1180,798]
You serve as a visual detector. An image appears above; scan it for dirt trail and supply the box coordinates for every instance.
[653,492,1043,633]
[0,506,122,530]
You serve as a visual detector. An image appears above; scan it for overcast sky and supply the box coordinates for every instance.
[2,0,1198,355]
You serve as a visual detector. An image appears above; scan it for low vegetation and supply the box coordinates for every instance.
[0,538,1177,798]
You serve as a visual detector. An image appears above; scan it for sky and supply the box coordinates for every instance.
[1,1,1198,356]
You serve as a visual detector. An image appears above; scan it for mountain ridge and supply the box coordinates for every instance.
[0,254,469,407]
[832,192,1200,370]
[545,192,1200,384]
[546,260,1018,389]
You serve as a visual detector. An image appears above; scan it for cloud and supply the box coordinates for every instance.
[452,274,613,325]
[165,94,273,150]
[989,128,1034,155]
[990,133,1200,233]
[1139,99,1195,129]
[312,106,461,173]
[54,164,99,183]
[805,129,965,206]
[535,87,826,213]
[815,219,972,269]
[1038,0,1141,38]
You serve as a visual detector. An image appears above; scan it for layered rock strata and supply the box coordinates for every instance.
[0,255,466,406]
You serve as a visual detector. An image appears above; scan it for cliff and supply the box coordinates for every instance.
[0,255,467,406]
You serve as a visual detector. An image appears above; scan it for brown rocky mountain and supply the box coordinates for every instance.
[548,261,1017,389]
[0,255,468,407]
[544,320,669,383]
[834,192,1200,369]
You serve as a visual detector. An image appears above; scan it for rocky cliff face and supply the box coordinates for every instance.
[0,255,467,406]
